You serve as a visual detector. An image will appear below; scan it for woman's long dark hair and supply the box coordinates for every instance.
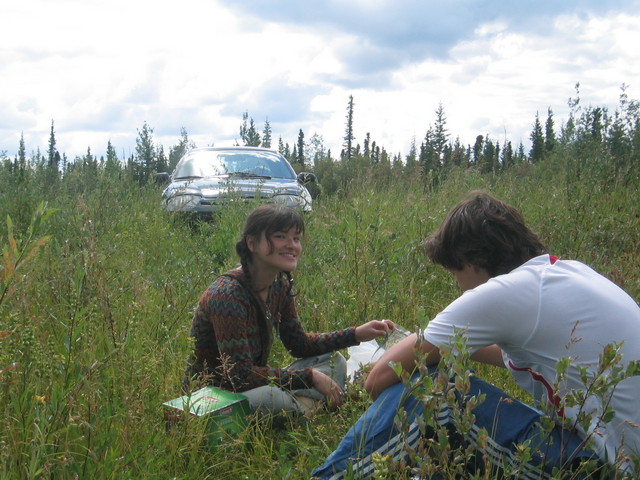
[235,204,305,294]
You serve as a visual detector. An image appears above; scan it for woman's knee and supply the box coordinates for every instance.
[242,385,299,413]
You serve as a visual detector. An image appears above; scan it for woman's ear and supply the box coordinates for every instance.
[245,235,256,253]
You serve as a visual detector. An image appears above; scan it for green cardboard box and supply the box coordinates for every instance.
[163,386,250,449]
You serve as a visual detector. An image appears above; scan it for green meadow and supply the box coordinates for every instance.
[1,98,639,479]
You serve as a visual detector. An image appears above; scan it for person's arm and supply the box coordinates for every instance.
[279,292,393,355]
[364,338,505,399]
[364,333,442,399]
[311,369,345,409]
[471,344,505,367]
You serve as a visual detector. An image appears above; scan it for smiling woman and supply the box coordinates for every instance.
[182,203,395,417]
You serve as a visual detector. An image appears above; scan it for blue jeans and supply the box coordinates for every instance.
[312,367,599,479]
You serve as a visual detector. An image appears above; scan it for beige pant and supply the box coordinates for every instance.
[241,352,347,415]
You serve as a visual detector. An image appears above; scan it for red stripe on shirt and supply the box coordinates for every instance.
[508,361,565,417]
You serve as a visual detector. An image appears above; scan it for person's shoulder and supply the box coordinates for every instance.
[513,254,555,271]
[217,268,244,283]
[209,269,250,296]
[500,254,558,282]
[469,257,547,298]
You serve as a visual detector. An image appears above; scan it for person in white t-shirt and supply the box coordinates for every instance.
[312,191,640,479]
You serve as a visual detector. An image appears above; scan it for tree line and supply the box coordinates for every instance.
[1,83,638,202]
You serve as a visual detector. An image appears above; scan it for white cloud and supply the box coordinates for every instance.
[1,1,639,162]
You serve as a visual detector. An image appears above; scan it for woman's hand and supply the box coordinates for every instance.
[311,369,344,410]
[354,319,395,343]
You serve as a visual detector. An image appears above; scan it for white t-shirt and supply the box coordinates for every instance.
[423,254,640,466]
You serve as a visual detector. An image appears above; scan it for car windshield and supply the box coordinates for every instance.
[173,150,295,180]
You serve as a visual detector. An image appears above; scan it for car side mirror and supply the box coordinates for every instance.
[156,172,170,184]
[297,172,316,185]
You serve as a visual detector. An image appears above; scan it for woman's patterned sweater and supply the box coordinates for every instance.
[184,269,359,392]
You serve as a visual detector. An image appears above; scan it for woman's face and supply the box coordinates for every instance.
[248,226,302,274]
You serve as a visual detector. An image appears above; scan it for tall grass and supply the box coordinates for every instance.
[0,156,638,479]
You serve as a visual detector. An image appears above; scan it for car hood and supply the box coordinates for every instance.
[163,175,306,199]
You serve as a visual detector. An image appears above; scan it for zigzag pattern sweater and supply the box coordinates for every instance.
[184,268,359,392]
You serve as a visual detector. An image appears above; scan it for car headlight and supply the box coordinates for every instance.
[166,194,202,212]
[272,194,310,210]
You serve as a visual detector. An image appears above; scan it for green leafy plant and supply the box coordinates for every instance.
[375,329,640,479]
[0,202,54,305]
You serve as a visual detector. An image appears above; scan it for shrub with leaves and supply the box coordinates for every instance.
[377,328,640,479]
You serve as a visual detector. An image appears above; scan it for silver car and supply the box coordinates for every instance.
[158,147,316,215]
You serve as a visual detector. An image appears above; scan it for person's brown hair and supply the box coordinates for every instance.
[235,204,305,291]
[424,191,548,277]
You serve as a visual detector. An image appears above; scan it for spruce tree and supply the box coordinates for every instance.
[544,107,556,155]
[135,121,155,185]
[343,95,355,161]
[239,111,261,147]
[501,140,514,170]
[262,118,272,148]
[18,133,26,179]
[105,140,120,177]
[296,129,305,166]
[472,135,484,166]
[156,145,168,174]
[47,120,57,168]
[432,102,449,164]
[589,107,604,143]
[371,141,378,163]
[481,137,496,173]
[46,120,60,185]
[450,137,467,168]
[516,142,526,163]
[529,112,544,163]
[363,132,371,159]
[420,127,436,174]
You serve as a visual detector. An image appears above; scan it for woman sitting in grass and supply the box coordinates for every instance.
[312,192,640,479]
[183,203,394,416]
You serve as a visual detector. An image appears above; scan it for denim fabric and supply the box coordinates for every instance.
[312,367,598,480]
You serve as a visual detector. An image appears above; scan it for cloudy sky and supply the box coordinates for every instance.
[2,0,640,162]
